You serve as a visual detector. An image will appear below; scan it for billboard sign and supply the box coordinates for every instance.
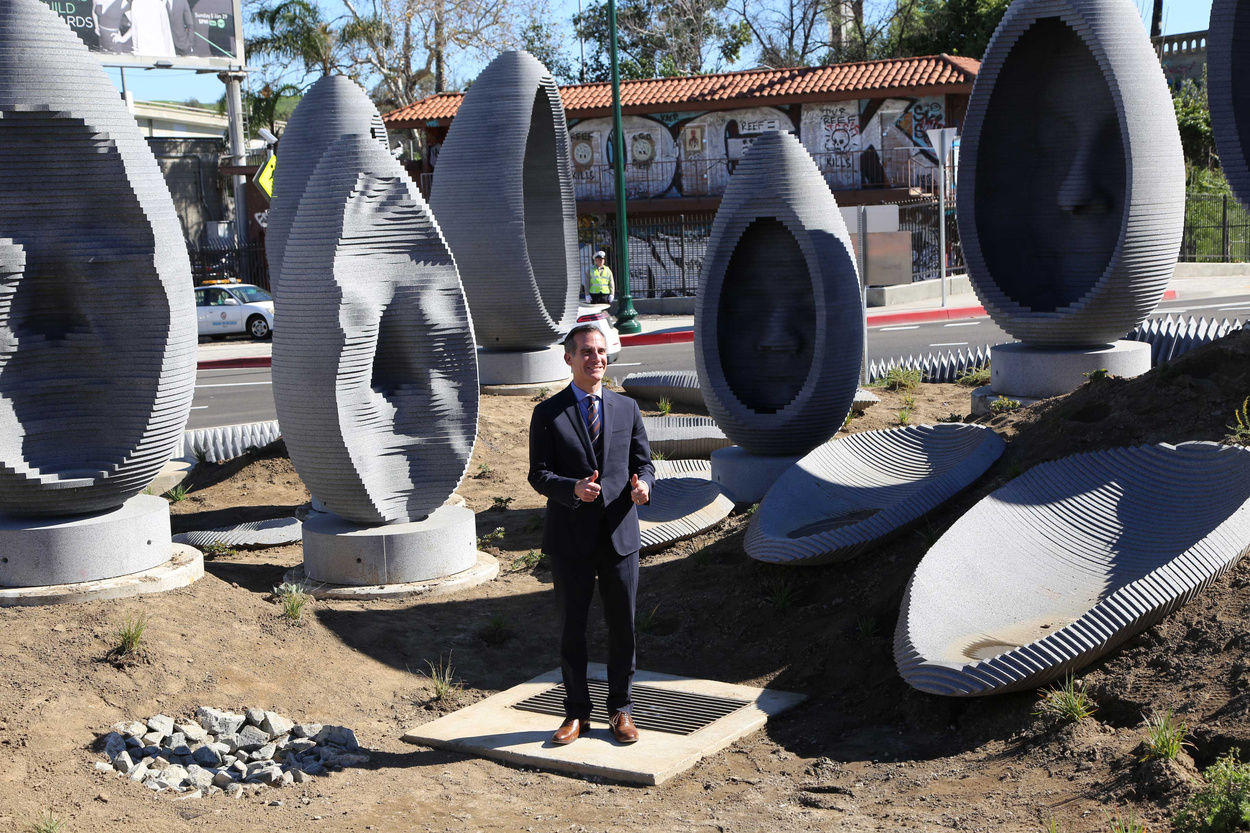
[41,0,244,69]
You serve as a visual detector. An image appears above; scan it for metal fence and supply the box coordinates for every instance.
[187,242,271,291]
[893,197,964,284]
[1181,193,1250,262]
[580,213,714,299]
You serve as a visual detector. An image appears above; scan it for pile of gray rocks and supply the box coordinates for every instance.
[94,707,368,798]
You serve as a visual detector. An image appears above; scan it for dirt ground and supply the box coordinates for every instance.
[4,332,1250,832]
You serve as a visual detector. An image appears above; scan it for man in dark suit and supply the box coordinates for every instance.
[528,324,654,745]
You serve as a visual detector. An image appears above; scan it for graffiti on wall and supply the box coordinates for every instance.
[680,107,795,194]
[570,114,679,199]
[800,102,861,189]
[859,96,945,188]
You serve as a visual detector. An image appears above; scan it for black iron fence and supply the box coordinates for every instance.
[895,197,965,284]
[187,242,271,291]
[1181,193,1250,262]
[580,213,714,299]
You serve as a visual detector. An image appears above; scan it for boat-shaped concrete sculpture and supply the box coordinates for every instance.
[745,425,1004,565]
[622,371,704,408]
[1210,0,1250,209]
[895,442,1250,696]
[638,460,734,552]
[643,416,731,459]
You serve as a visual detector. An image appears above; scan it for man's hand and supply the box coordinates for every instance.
[575,470,601,502]
[630,474,650,505]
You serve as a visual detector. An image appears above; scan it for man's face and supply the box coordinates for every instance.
[593,256,604,267]
[565,329,608,389]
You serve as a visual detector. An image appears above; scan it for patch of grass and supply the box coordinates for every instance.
[743,502,759,516]
[421,652,462,701]
[1140,708,1191,761]
[956,364,990,387]
[897,408,912,425]
[27,810,63,833]
[1084,368,1109,381]
[842,411,854,431]
[473,463,493,479]
[656,396,672,416]
[509,550,545,571]
[200,541,238,559]
[1106,807,1147,833]
[1227,397,1250,445]
[763,577,797,611]
[477,526,505,548]
[1174,749,1250,833]
[531,387,552,402]
[651,450,667,461]
[856,615,879,638]
[990,396,1021,414]
[163,484,189,503]
[937,412,964,423]
[1034,674,1097,725]
[874,367,923,392]
[636,604,661,634]
[191,445,209,463]
[273,582,310,621]
[478,615,512,646]
[115,613,149,657]
[491,495,514,511]
[1042,814,1066,833]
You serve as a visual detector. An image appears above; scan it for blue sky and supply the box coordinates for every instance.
[107,0,1217,105]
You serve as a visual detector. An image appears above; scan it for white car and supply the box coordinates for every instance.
[576,303,622,363]
[195,283,275,340]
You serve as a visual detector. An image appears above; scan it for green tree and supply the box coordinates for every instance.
[896,0,1008,59]
[520,15,577,84]
[248,0,358,80]
[1174,77,1215,169]
[574,0,751,82]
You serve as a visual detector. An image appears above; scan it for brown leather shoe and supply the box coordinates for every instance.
[608,711,639,743]
[551,717,590,745]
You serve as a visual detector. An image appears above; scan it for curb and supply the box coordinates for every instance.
[197,356,273,370]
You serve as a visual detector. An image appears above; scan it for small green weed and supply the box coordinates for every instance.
[1227,397,1250,445]
[491,495,514,511]
[901,394,916,409]
[1042,814,1066,833]
[531,387,552,402]
[1173,749,1250,833]
[524,515,544,532]
[163,484,189,503]
[897,408,912,425]
[1034,674,1097,724]
[191,445,208,463]
[273,582,310,621]
[1140,708,1191,761]
[956,364,991,387]
[201,541,237,559]
[477,526,505,547]
[1106,807,1147,833]
[509,550,545,571]
[842,411,854,431]
[1084,368,1109,381]
[990,396,1021,414]
[743,502,759,516]
[764,577,797,611]
[874,367,923,392]
[636,604,661,634]
[656,396,672,416]
[478,615,512,646]
[856,615,879,638]
[115,612,149,657]
[421,652,462,701]
[474,463,493,479]
[651,450,668,461]
[27,810,63,833]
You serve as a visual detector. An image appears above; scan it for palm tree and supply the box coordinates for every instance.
[248,0,354,79]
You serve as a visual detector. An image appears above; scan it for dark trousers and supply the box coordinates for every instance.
[589,293,611,305]
[550,519,638,719]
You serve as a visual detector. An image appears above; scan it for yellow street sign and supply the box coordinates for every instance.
[254,152,276,199]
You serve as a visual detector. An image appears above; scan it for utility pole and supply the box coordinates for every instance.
[219,70,250,249]
[608,0,640,334]
[434,0,446,92]
[927,127,958,308]
[1150,0,1164,38]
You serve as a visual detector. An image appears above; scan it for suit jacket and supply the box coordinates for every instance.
[528,384,655,558]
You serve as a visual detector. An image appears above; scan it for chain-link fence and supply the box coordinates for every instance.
[1181,193,1250,262]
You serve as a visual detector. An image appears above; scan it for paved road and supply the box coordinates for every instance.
[189,292,1250,429]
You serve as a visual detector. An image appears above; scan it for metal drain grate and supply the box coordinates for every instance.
[511,680,751,735]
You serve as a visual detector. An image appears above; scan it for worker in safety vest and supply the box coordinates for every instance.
[583,250,615,305]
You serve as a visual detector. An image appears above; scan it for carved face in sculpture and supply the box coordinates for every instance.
[716,217,815,414]
[973,16,1126,313]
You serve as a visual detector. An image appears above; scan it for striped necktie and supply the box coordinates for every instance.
[586,395,602,450]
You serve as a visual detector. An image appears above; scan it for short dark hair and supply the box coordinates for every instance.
[563,323,605,354]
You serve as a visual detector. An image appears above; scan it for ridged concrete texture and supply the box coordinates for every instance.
[746,425,1004,565]
[182,421,282,463]
[173,517,302,550]
[895,442,1250,696]
[266,76,388,295]
[643,416,731,460]
[273,110,478,525]
[958,0,1185,348]
[695,131,863,456]
[431,51,579,351]
[622,371,705,408]
[638,460,733,551]
[0,0,197,518]
[1210,0,1250,210]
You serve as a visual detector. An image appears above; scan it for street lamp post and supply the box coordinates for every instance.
[608,0,640,334]
[926,127,958,309]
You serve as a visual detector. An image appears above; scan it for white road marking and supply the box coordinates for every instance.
[194,381,273,388]
[943,321,980,327]
[877,325,919,331]
[190,406,209,410]
[929,342,969,347]
[1218,305,1250,311]
[1155,308,1189,314]
[612,362,643,367]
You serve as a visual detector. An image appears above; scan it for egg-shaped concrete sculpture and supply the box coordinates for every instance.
[695,130,863,456]
[267,76,389,295]
[895,442,1250,696]
[958,0,1185,348]
[746,424,1004,565]
[273,131,478,526]
[431,51,579,352]
[0,0,196,519]
[1210,0,1250,210]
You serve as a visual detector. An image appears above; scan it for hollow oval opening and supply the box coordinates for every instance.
[523,82,569,324]
[974,16,1126,313]
[716,217,815,414]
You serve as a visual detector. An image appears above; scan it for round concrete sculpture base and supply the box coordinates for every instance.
[0,495,173,587]
[302,503,479,586]
[283,551,498,601]
[0,545,203,607]
[710,446,802,505]
[477,345,571,387]
[979,340,1151,403]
